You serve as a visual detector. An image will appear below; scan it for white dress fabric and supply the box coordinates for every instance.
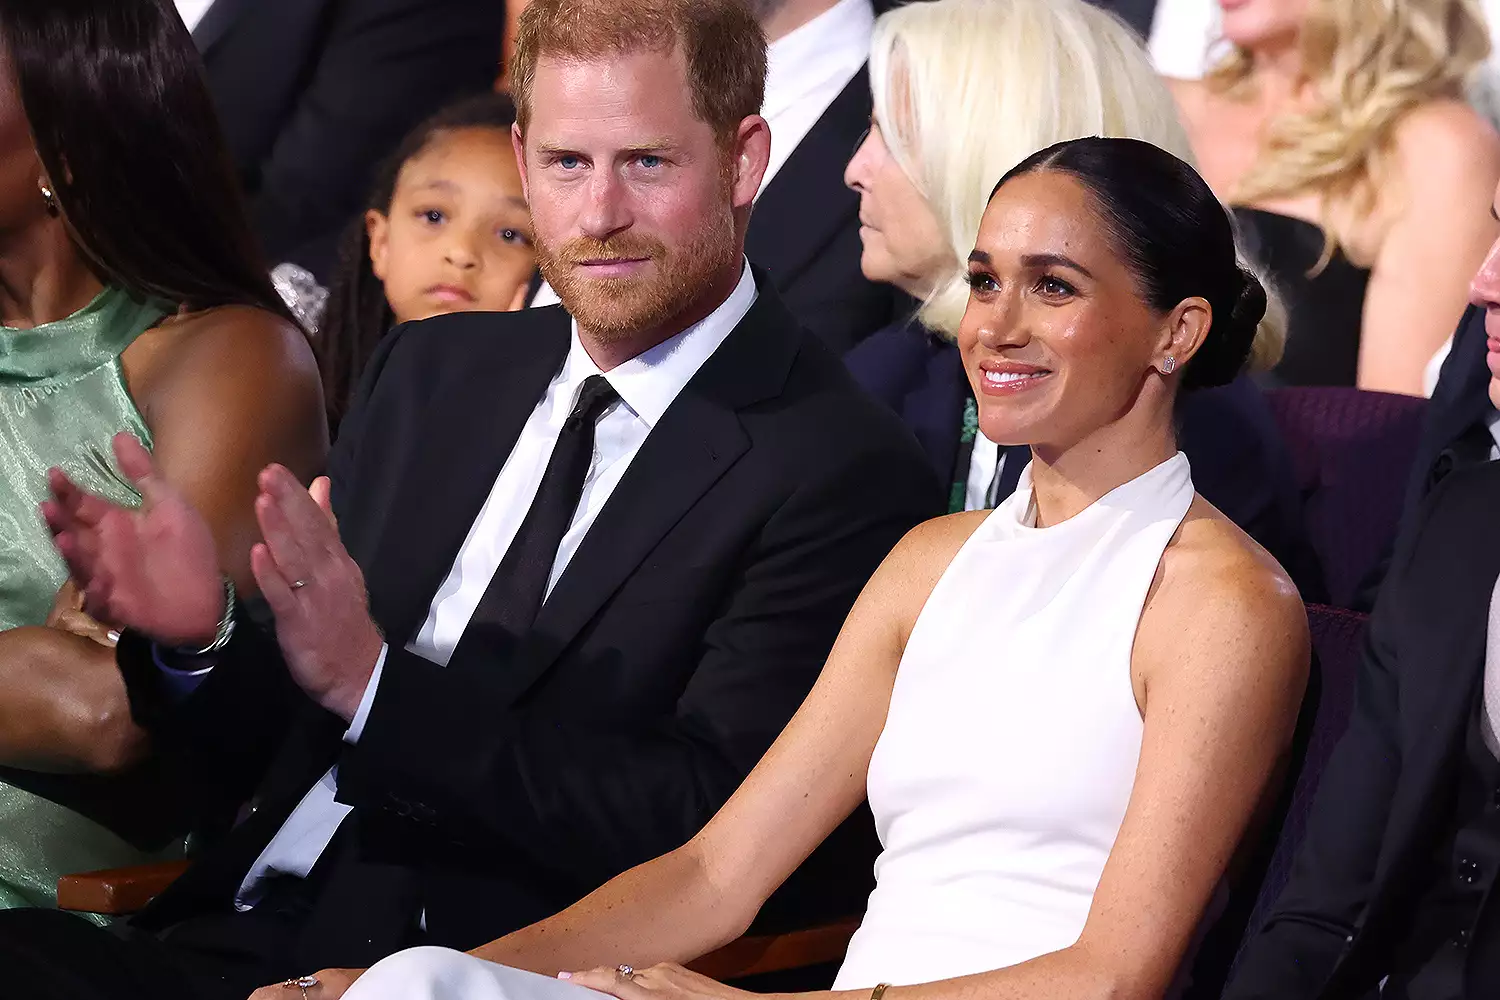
[342,454,1197,1000]
[835,452,1194,988]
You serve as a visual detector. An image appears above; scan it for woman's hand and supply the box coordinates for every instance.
[42,432,227,648]
[246,968,364,1000]
[45,581,119,648]
[563,963,761,1000]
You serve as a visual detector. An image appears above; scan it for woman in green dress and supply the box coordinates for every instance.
[0,0,327,911]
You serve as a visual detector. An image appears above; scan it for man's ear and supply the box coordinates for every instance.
[512,123,530,203]
[729,115,771,210]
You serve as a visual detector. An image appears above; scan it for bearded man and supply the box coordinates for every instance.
[0,2,940,998]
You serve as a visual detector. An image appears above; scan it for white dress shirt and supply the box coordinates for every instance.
[235,261,758,908]
[1146,0,1220,80]
[964,437,1006,512]
[1485,569,1500,758]
[174,0,216,32]
[530,0,873,309]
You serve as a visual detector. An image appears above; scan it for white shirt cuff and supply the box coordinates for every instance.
[343,643,388,744]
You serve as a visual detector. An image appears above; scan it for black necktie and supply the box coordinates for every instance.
[453,375,620,661]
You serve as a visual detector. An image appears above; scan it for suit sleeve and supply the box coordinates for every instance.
[1223,476,1458,998]
[248,0,505,267]
[333,443,942,887]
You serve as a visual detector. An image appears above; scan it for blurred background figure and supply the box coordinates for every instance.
[841,0,1323,598]
[319,94,534,432]
[177,0,507,282]
[1167,0,1500,395]
[0,0,325,912]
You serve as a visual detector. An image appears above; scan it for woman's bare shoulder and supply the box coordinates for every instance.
[865,510,991,636]
[130,304,319,408]
[125,303,326,466]
[1144,497,1309,676]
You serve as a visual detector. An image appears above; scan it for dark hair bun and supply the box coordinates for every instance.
[1181,267,1266,390]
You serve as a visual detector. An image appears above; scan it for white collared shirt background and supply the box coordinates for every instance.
[173,0,216,32]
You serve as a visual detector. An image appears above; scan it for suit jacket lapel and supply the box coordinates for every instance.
[191,0,253,53]
[362,310,572,647]
[482,283,801,707]
[746,66,870,292]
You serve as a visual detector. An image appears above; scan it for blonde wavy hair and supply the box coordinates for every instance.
[873,0,1286,371]
[1208,0,1490,264]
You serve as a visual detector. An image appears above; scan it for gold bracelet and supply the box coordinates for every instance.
[871,985,891,1000]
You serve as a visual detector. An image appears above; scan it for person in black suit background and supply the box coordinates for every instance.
[1403,306,1495,527]
[0,2,940,997]
[840,0,1321,597]
[177,0,507,279]
[1224,186,1500,1000]
[528,0,909,354]
[1087,0,1156,37]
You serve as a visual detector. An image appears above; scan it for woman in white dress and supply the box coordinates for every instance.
[277,136,1310,1000]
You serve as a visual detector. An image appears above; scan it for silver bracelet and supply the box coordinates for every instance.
[178,577,236,656]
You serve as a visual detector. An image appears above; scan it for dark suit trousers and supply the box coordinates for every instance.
[0,883,317,1000]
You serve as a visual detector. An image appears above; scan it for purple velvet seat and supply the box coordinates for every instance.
[1265,387,1427,609]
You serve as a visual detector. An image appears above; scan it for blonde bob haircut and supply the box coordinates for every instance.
[872,0,1286,371]
[1208,0,1490,265]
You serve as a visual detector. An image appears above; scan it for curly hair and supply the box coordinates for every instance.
[1208,0,1490,265]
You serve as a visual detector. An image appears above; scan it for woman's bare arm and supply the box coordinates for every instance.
[0,305,327,772]
[467,515,981,976]
[1360,100,1500,394]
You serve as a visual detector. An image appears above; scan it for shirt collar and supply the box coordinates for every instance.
[763,0,874,121]
[564,258,757,428]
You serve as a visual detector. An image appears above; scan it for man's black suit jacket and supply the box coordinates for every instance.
[1225,461,1500,999]
[192,0,505,277]
[116,277,941,970]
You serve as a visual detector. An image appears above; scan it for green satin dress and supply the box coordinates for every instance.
[0,286,186,915]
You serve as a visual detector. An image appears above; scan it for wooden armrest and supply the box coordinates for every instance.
[688,917,861,980]
[57,860,192,915]
[56,858,859,975]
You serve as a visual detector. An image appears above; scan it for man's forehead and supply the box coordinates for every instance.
[526,49,704,145]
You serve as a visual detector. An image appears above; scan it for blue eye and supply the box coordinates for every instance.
[638,154,662,168]
[558,155,581,169]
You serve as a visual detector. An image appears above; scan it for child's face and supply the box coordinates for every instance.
[368,127,535,325]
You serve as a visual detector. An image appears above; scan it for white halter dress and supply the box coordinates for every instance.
[339,453,1197,1000]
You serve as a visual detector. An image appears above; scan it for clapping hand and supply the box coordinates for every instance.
[42,433,225,648]
[250,465,383,722]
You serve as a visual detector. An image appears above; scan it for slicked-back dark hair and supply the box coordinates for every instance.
[992,136,1267,390]
[320,93,519,431]
[1,0,293,322]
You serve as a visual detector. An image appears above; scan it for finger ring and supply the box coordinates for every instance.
[289,579,309,591]
[282,975,318,999]
[616,964,635,979]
